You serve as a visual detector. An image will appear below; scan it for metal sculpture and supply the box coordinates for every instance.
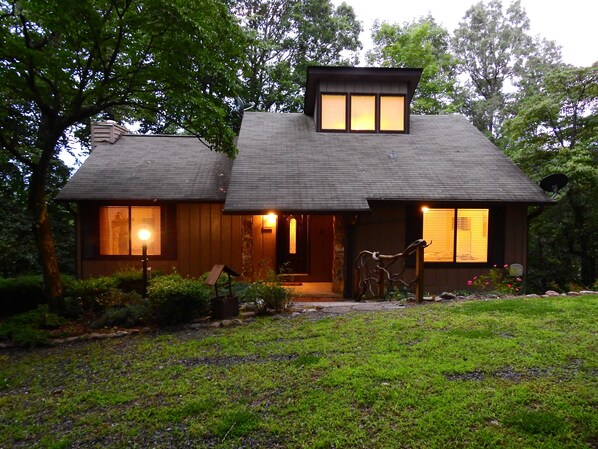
[354,239,430,301]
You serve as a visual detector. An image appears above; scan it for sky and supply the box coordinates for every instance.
[334,0,597,67]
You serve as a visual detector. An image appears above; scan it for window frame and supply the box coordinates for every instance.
[422,208,489,264]
[318,93,407,133]
[404,204,505,268]
[81,202,177,260]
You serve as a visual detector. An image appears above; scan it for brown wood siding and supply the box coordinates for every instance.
[351,204,530,295]
[80,203,242,279]
[320,80,408,95]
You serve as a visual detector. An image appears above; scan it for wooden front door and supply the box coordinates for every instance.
[277,214,309,274]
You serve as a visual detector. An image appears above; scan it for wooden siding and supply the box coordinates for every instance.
[320,80,408,95]
[80,203,242,279]
[250,214,334,282]
[350,204,530,295]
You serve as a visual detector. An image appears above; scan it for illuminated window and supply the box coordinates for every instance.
[99,206,161,256]
[350,95,375,131]
[321,94,346,130]
[320,93,406,132]
[289,218,297,255]
[380,96,405,131]
[422,208,489,263]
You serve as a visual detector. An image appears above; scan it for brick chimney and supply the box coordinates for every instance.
[90,121,128,151]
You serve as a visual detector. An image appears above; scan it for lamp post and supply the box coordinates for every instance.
[138,229,151,299]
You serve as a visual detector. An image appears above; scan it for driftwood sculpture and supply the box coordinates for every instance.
[354,239,430,301]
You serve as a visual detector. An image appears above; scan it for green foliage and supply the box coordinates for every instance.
[63,276,119,319]
[110,268,145,295]
[467,265,523,295]
[146,274,211,324]
[242,279,292,313]
[90,300,148,329]
[233,0,362,112]
[452,0,562,138]
[0,0,246,300]
[0,275,46,316]
[0,305,66,348]
[503,63,598,290]
[368,16,459,114]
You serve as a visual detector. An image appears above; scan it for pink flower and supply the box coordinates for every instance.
[504,264,509,268]
[516,278,522,282]
[507,284,512,288]
[467,280,473,286]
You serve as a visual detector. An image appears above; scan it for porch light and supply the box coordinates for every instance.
[262,213,277,230]
[138,228,151,299]
[421,206,429,213]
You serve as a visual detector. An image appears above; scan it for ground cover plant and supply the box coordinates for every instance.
[0,296,596,448]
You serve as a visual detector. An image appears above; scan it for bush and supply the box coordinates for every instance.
[0,305,66,348]
[111,268,145,294]
[242,280,292,314]
[467,265,523,295]
[63,276,119,319]
[146,274,211,325]
[90,299,149,329]
[0,275,46,317]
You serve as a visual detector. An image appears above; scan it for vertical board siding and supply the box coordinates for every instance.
[82,203,242,279]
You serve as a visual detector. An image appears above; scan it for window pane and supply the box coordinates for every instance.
[423,208,454,262]
[456,209,488,262]
[380,96,405,131]
[321,94,346,130]
[99,207,130,255]
[289,218,297,255]
[131,206,161,255]
[350,95,375,131]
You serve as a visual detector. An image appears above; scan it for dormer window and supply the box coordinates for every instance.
[321,94,346,130]
[319,93,406,133]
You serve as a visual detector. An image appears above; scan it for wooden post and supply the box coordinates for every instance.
[415,244,424,302]
[377,267,386,299]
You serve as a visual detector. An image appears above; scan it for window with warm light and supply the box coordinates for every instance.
[350,95,376,131]
[320,93,406,132]
[422,208,489,263]
[321,94,347,130]
[380,96,405,131]
[289,218,297,254]
[99,206,161,256]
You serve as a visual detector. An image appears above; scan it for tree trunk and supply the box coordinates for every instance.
[28,134,64,310]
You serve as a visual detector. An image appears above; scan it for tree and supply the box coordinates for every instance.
[0,0,245,306]
[232,0,362,112]
[367,16,459,114]
[503,63,598,289]
[452,0,561,138]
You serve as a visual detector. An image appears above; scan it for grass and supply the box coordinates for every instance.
[0,296,596,448]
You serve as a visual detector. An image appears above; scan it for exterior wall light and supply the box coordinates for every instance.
[262,213,277,232]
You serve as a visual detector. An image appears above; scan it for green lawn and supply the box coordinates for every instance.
[1,296,596,448]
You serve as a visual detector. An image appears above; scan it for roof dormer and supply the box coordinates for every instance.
[304,66,423,134]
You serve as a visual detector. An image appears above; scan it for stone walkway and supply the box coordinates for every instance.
[291,300,408,315]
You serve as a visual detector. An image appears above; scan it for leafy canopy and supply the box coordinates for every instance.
[368,16,459,114]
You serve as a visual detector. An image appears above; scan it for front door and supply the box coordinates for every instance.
[277,214,309,274]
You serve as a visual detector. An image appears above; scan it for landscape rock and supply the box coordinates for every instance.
[439,292,456,300]
[579,290,598,295]
[567,291,581,296]
[545,290,561,296]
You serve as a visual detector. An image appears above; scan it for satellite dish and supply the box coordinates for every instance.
[539,173,568,197]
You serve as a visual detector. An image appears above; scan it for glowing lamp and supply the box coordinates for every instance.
[138,228,151,241]
[421,206,429,213]
[263,213,277,229]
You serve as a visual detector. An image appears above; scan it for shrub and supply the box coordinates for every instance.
[467,265,523,295]
[63,276,119,319]
[111,268,145,294]
[0,305,66,348]
[242,280,292,314]
[90,300,149,329]
[146,274,211,325]
[0,275,46,317]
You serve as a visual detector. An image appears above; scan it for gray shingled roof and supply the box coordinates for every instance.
[223,112,552,213]
[56,135,231,201]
